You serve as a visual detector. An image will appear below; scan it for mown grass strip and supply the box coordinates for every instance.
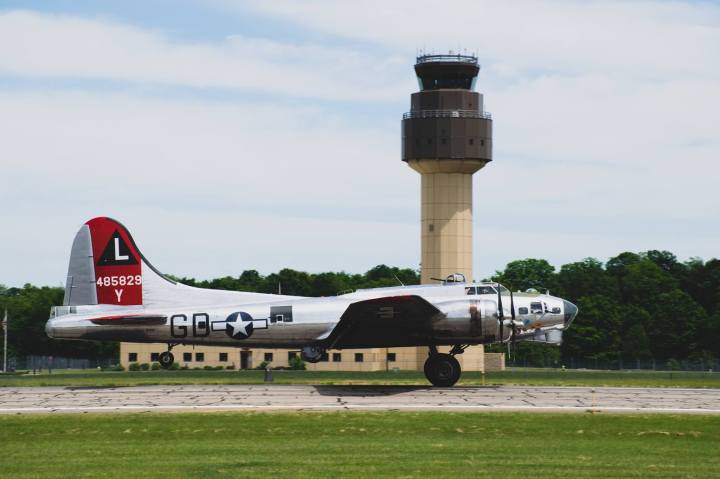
[1,412,718,478]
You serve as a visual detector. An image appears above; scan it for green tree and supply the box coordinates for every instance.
[492,259,557,292]
[555,258,619,302]
[560,295,622,360]
[645,290,705,359]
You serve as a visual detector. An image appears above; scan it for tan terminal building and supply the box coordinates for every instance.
[120,54,504,372]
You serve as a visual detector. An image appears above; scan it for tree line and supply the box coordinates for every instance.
[1,252,718,365]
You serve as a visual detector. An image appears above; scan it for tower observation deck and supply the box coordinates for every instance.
[402,53,493,283]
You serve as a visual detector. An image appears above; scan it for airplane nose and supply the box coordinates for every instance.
[45,319,56,338]
[563,300,578,327]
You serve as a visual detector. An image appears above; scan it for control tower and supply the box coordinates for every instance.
[402,54,492,283]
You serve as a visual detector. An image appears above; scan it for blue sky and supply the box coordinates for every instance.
[1,0,719,287]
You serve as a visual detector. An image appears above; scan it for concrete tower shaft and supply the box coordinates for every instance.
[402,54,492,284]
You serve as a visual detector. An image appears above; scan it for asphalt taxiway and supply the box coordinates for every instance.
[1,385,719,414]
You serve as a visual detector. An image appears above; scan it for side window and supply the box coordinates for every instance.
[530,302,543,314]
[518,307,529,315]
[465,287,476,295]
[476,286,497,295]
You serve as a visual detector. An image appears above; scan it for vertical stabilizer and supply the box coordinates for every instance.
[63,225,98,306]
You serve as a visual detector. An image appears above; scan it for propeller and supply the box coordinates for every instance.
[508,289,517,361]
[496,284,504,341]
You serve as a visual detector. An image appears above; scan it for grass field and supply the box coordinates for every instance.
[1,411,718,478]
[1,368,719,388]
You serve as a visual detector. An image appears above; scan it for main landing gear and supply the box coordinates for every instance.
[159,344,177,369]
[423,345,464,387]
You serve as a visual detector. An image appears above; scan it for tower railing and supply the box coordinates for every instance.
[416,54,478,64]
[402,109,492,120]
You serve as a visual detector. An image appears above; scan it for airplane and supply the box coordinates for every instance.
[46,217,578,386]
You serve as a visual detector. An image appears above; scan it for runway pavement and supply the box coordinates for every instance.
[1,385,719,415]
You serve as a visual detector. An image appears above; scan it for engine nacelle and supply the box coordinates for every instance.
[437,299,511,343]
[522,329,563,345]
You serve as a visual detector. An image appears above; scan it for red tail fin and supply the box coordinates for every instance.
[85,217,143,306]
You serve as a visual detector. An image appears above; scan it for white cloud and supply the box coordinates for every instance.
[0,10,411,102]
[1,4,719,286]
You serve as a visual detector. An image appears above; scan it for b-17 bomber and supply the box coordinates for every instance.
[46,217,578,386]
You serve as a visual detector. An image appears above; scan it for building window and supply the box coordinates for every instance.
[469,138,474,145]
[480,139,485,146]
[441,138,447,145]
[320,352,329,362]
[428,224,434,232]
[427,138,432,144]
[128,352,137,362]
[195,352,204,362]
[150,353,160,362]
[183,352,192,362]
[387,353,396,362]
[288,351,298,361]
[332,353,342,362]
[355,353,364,363]
[219,352,228,362]
[264,352,274,362]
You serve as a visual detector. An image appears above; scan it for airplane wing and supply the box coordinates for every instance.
[324,295,443,349]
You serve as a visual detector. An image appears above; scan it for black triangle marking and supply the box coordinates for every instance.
[97,230,138,266]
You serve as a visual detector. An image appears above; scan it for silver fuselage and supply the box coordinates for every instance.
[47,282,578,349]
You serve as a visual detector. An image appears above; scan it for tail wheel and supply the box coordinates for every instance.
[424,353,461,387]
[158,351,174,369]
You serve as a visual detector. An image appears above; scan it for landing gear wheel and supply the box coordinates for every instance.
[158,351,174,369]
[424,353,461,387]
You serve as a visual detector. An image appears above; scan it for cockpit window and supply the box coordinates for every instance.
[518,307,529,315]
[530,302,543,314]
[465,287,476,295]
[476,286,497,295]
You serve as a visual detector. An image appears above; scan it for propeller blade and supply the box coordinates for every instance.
[510,290,516,321]
[509,289,517,342]
[497,284,504,340]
